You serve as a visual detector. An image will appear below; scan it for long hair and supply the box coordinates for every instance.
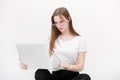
[49,7,80,56]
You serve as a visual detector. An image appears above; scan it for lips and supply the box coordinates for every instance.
[57,28,63,32]
[59,28,63,30]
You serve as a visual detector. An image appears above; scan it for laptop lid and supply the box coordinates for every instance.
[16,43,50,69]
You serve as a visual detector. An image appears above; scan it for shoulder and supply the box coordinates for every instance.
[75,36,87,45]
[75,36,86,41]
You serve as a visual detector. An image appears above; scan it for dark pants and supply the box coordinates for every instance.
[35,69,91,80]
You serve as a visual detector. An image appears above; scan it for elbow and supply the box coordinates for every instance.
[78,65,84,72]
[68,64,84,72]
[78,67,84,71]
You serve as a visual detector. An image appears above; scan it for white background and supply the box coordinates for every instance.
[0,0,120,80]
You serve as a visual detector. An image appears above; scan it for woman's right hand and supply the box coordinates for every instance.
[20,63,28,70]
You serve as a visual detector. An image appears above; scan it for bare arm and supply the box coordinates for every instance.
[60,52,86,72]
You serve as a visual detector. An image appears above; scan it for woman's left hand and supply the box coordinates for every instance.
[59,62,70,70]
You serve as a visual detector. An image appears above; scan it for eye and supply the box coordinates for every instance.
[60,21,64,23]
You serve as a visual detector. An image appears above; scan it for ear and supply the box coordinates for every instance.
[68,17,71,22]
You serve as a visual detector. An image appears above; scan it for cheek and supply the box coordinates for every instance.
[56,25,63,29]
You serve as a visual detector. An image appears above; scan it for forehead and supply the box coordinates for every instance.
[53,15,66,22]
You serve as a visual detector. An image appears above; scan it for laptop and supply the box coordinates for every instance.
[16,43,50,69]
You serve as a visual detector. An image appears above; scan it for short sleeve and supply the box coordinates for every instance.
[78,37,87,52]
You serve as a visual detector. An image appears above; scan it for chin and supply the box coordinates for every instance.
[60,30,64,33]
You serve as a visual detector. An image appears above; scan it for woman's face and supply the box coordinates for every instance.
[53,15,70,33]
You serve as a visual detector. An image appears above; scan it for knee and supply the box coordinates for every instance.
[79,74,91,80]
[35,69,52,80]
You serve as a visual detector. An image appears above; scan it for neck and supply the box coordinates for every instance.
[61,30,71,37]
[61,25,71,36]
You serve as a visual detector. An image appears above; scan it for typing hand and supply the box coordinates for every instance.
[59,62,70,70]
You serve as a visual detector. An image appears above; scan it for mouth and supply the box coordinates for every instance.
[59,28,63,30]
[58,28,64,32]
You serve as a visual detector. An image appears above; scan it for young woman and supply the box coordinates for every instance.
[20,7,91,80]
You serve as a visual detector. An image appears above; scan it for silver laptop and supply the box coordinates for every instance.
[16,43,50,69]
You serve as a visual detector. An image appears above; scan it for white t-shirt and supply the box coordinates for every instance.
[49,36,87,71]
